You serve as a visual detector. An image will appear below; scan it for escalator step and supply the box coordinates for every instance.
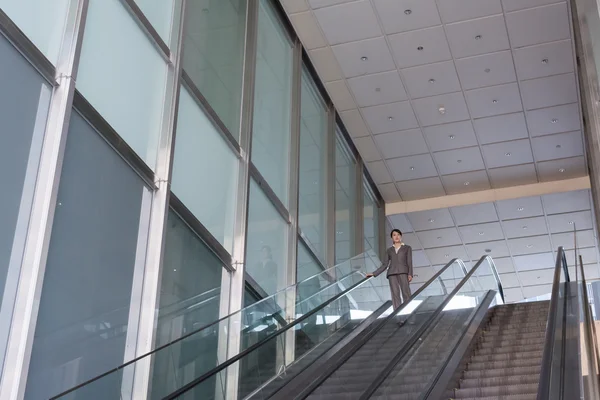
[452,395,537,400]
[458,373,541,389]
[462,365,541,380]
[466,357,543,370]
[454,383,539,398]
[469,350,542,363]
[479,337,545,348]
[473,343,545,356]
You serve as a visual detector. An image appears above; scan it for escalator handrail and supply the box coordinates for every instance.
[577,254,600,395]
[161,276,373,400]
[537,246,568,400]
[483,254,505,304]
[360,254,501,399]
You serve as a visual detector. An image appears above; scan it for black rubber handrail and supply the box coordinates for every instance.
[577,254,600,396]
[359,254,502,399]
[537,246,569,400]
[162,276,372,400]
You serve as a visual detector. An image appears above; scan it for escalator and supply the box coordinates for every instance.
[51,248,600,400]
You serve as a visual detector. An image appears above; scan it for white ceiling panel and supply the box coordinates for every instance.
[400,232,421,249]
[423,121,478,152]
[465,82,523,118]
[309,47,344,82]
[374,129,429,159]
[417,227,463,248]
[412,92,470,126]
[505,3,571,49]
[313,1,381,45]
[413,266,436,283]
[508,235,552,256]
[281,0,310,13]
[552,230,597,250]
[325,80,355,111]
[537,156,587,182]
[504,287,525,302]
[347,71,408,107]
[488,164,539,188]
[442,170,491,194]
[496,196,544,220]
[520,73,578,110]
[531,131,584,162]
[388,26,452,69]
[340,109,369,138]
[481,139,534,168]
[433,147,485,175]
[437,0,503,24]
[520,269,555,287]
[526,103,581,137]
[445,15,510,59]
[473,112,529,144]
[565,247,599,266]
[503,216,548,238]
[502,0,565,13]
[353,136,381,162]
[372,0,441,35]
[513,252,554,271]
[396,177,446,200]
[542,190,591,214]
[366,160,392,184]
[500,272,521,288]
[523,284,554,299]
[331,37,396,78]
[467,240,510,259]
[378,183,401,202]
[460,222,505,243]
[547,210,594,233]
[426,245,469,265]
[289,12,327,50]
[513,39,574,81]
[362,101,419,134]
[452,202,499,226]
[494,257,516,273]
[388,213,414,232]
[401,61,461,99]
[455,51,517,90]
[308,0,354,9]
[387,153,438,181]
[409,208,455,231]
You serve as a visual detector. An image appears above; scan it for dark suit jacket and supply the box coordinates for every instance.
[373,245,413,278]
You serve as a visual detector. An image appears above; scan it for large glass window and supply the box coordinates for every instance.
[134,0,174,43]
[183,0,246,139]
[25,111,150,400]
[298,68,329,264]
[0,0,70,63]
[363,186,380,255]
[171,86,239,254]
[335,134,357,264]
[151,209,224,399]
[251,0,293,206]
[0,34,51,367]
[245,180,289,297]
[77,0,168,169]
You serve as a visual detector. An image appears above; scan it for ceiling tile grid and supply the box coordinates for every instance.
[386,189,600,303]
[281,0,586,202]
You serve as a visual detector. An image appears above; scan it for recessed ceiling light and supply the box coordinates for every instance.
[404,9,412,15]
[522,226,528,230]
[556,144,562,149]
[527,244,534,248]
[410,166,415,171]
[173,268,177,271]
[429,218,435,223]
[475,35,482,40]
[445,254,450,258]
[417,46,424,51]
[429,78,436,84]
[478,232,485,235]
[375,87,381,92]
[464,181,470,186]
[361,56,368,61]
[551,118,558,123]
[388,116,393,121]
[505,152,511,156]
[492,99,498,104]
[457,159,462,163]
[542,58,549,64]
[438,106,446,114]
[485,249,492,253]
[559,168,566,173]
[484,68,491,73]
[449,135,455,139]
[569,221,574,225]
[202,8,209,13]
[518,207,524,211]
[437,236,442,240]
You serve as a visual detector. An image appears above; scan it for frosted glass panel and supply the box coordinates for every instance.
[0,33,51,368]
[25,112,149,400]
[363,187,379,254]
[171,86,238,253]
[0,0,70,63]
[246,180,288,297]
[251,0,293,207]
[77,0,168,169]
[335,135,356,264]
[183,0,246,139]
[134,0,174,43]
[298,68,328,264]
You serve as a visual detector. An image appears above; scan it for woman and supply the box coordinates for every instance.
[367,229,413,309]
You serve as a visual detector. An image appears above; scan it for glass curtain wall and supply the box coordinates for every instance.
[363,183,380,255]
[0,0,385,397]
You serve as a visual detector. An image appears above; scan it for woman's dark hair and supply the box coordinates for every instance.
[390,229,403,238]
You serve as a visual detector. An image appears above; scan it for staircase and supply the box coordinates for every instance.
[450,301,550,400]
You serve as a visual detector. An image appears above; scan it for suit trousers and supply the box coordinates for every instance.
[388,274,411,310]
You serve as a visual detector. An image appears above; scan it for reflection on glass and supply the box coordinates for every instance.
[246,180,288,298]
[335,134,356,264]
[134,0,174,43]
[77,0,168,169]
[251,0,293,207]
[183,0,246,139]
[363,185,379,254]
[25,112,149,400]
[151,210,224,399]
[298,68,328,263]
[171,86,239,253]
[0,0,70,63]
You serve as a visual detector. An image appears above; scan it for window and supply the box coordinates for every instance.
[245,180,289,297]
[134,0,175,43]
[183,0,246,139]
[25,111,151,400]
[363,185,379,255]
[0,33,51,366]
[77,0,168,169]
[0,0,70,63]
[298,69,328,263]
[335,134,357,264]
[251,0,293,206]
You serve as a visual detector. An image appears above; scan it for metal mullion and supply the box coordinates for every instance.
[0,1,89,399]
[0,8,56,85]
[326,105,337,269]
[298,228,328,272]
[249,163,291,223]
[356,159,366,255]
[119,0,171,62]
[128,0,186,398]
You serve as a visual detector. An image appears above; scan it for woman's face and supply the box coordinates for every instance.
[392,231,402,243]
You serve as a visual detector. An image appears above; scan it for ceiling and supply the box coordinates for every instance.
[279,0,588,202]
[383,189,600,303]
